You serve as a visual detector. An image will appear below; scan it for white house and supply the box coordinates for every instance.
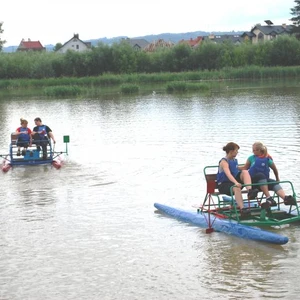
[56,34,91,53]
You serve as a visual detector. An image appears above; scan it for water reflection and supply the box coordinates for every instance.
[195,235,287,297]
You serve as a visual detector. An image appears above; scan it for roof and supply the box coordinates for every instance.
[123,38,150,49]
[178,36,203,47]
[143,39,174,52]
[58,34,91,51]
[18,39,44,50]
[204,34,243,44]
[251,24,293,35]
[241,24,293,39]
[241,32,255,38]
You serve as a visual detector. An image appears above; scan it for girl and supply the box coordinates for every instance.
[243,141,296,206]
[217,142,258,216]
[14,118,32,156]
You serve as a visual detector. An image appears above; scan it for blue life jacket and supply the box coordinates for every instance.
[217,158,239,184]
[249,156,270,179]
[36,125,48,140]
[18,127,30,142]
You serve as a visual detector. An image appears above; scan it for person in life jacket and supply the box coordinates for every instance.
[14,118,32,156]
[216,142,258,217]
[32,117,56,160]
[241,141,296,206]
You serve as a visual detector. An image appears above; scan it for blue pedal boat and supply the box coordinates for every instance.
[1,134,70,172]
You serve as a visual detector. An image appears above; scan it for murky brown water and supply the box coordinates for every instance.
[0,83,300,299]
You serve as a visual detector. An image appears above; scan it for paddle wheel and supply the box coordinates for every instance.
[1,156,11,172]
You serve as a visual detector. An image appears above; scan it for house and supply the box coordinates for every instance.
[178,36,203,48]
[143,39,174,52]
[242,20,293,43]
[122,38,150,50]
[56,34,91,53]
[203,34,243,45]
[17,39,45,52]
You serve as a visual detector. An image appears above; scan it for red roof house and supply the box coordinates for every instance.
[178,36,203,48]
[17,39,45,51]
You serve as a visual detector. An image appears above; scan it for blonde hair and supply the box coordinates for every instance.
[20,118,28,125]
[253,141,268,157]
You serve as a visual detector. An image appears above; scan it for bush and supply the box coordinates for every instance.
[166,81,209,92]
[120,84,139,94]
[44,85,82,97]
[166,82,188,92]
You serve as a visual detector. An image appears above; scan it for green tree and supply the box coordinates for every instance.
[87,42,113,75]
[62,50,90,77]
[170,43,192,72]
[252,42,272,66]
[53,43,63,52]
[135,50,152,73]
[194,41,222,70]
[268,35,300,66]
[290,0,300,38]
[148,48,174,72]
[219,41,234,68]
[231,43,250,67]
[0,22,6,51]
[111,41,137,73]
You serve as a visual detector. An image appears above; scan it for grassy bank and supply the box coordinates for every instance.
[1,66,300,97]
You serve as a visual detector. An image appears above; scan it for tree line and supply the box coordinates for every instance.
[0,35,300,80]
[0,1,299,79]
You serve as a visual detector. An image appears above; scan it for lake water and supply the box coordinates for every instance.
[0,82,300,299]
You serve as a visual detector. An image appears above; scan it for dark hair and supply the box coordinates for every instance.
[223,142,240,153]
[34,117,42,122]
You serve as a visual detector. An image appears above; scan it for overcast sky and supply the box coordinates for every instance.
[1,0,296,46]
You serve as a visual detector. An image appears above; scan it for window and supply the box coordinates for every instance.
[258,32,264,42]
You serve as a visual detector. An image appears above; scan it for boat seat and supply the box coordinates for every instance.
[202,166,259,213]
[10,132,53,159]
[11,133,18,146]
[203,172,226,210]
[205,173,220,195]
[204,172,248,200]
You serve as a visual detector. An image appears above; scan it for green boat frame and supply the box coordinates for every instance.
[199,165,300,229]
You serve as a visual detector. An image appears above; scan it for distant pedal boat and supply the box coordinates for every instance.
[0,134,70,172]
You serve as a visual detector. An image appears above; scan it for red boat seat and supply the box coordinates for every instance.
[205,173,219,194]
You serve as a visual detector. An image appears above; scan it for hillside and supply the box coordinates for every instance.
[2,30,244,53]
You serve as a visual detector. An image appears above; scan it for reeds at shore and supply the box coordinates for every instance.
[1,66,300,97]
